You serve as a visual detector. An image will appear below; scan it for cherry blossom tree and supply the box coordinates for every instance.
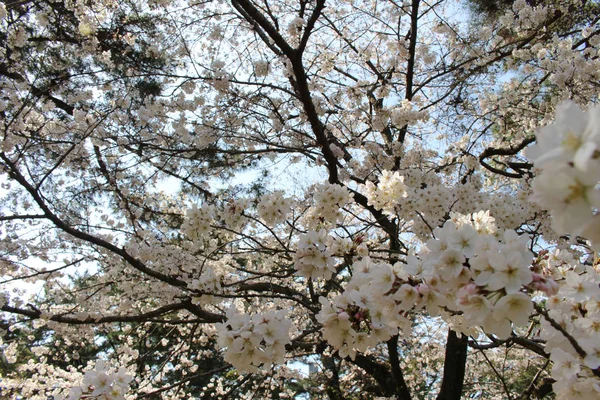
[1,0,599,398]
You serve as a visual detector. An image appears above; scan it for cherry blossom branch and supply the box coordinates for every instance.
[0,301,223,324]
[323,355,344,400]
[467,334,548,358]
[404,0,420,103]
[0,257,85,284]
[0,64,75,116]
[235,281,316,311]
[534,304,585,358]
[0,152,188,289]
[478,346,514,400]
[517,360,552,400]
[137,366,231,398]
[350,353,397,397]
[297,0,325,54]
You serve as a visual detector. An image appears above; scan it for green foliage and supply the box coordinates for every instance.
[464,0,517,19]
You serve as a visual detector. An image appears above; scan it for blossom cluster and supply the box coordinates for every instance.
[294,229,337,279]
[304,183,353,228]
[316,257,404,360]
[221,198,250,229]
[58,360,133,400]
[181,203,215,242]
[257,191,292,226]
[189,267,222,306]
[216,307,291,373]
[411,213,553,339]
[287,17,305,37]
[317,212,550,360]
[253,60,270,77]
[537,252,600,399]
[390,99,429,127]
[528,101,600,249]
[363,170,407,215]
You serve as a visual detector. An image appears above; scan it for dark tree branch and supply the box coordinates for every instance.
[535,304,600,378]
[0,64,75,116]
[479,137,535,160]
[479,137,535,178]
[231,0,294,57]
[297,0,326,54]
[468,335,548,358]
[235,281,316,311]
[0,213,47,221]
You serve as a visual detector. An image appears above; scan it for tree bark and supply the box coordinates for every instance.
[436,329,468,400]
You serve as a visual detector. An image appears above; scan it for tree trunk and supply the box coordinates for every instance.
[436,329,468,400]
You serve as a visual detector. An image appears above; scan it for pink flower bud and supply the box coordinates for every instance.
[464,283,478,295]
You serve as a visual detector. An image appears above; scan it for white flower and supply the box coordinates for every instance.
[90,371,112,396]
[550,348,580,380]
[528,101,600,249]
[583,346,600,370]
[354,332,375,352]
[182,203,215,241]
[435,248,465,279]
[471,210,496,234]
[470,253,494,287]
[527,101,600,172]
[287,17,305,36]
[257,191,292,226]
[362,171,407,214]
[113,367,133,389]
[531,167,600,233]
[494,292,533,326]
[416,284,444,317]
[482,312,512,339]
[487,252,532,293]
[105,384,125,400]
[217,308,291,372]
[553,375,600,399]
[321,312,353,349]
[447,224,478,258]
[67,387,83,400]
[369,263,396,294]
[457,292,492,325]
[306,183,353,227]
[560,271,597,302]
[393,284,418,310]
[580,215,600,251]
